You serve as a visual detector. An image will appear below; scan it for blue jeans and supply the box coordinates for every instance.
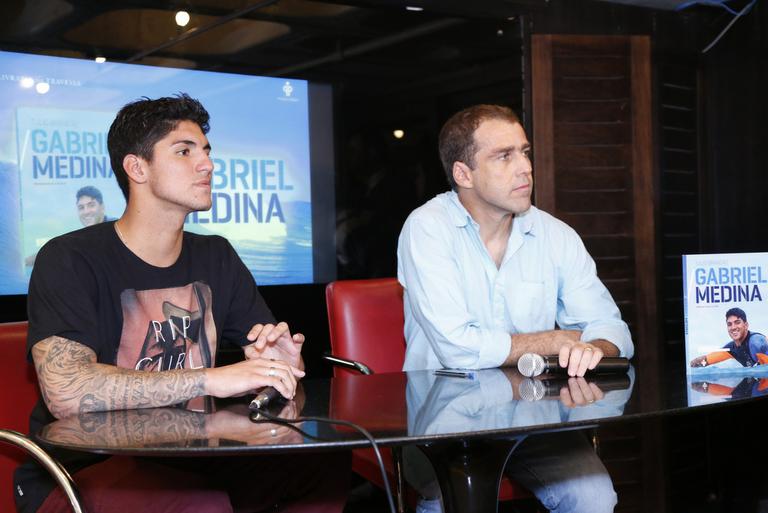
[405,430,617,513]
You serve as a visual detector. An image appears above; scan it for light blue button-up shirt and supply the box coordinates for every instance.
[397,191,633,371]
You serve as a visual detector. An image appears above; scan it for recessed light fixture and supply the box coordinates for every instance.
[20,77,34,88]
[405,6,423,12]
[35,82,50,94]
[175,10,190,27]
[393,129,405,139]
[94,56,106,63]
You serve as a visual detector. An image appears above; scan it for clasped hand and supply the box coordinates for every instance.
[207,322,305,401]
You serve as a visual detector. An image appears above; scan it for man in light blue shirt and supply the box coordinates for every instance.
[397,104,634,513]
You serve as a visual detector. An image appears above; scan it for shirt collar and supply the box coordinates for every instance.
[445,191,473,227]
[445,190,536,236]
[516,207,535,236]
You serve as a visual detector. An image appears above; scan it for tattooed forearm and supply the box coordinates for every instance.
[32,336,207,419]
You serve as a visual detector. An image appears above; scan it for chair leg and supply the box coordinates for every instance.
[0,429,86,513]
[391,446,407,513]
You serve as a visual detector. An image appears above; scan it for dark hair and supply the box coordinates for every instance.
[726,307,747,322]
[107,93,210,200]
[438,104,522,190]
[76,185,103,204]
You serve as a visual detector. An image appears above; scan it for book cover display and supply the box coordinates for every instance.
[683,252,768,375]
[683,252,768,405]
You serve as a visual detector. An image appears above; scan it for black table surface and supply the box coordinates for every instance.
[37,366,768,456]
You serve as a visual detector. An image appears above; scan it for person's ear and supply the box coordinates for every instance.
[452,161,474,189]
[123,154,148,185]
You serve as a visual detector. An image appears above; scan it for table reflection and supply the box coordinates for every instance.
[40,366,768,456]
[687,370,768,406]
[41,396,304,451]
[407,368,636,437]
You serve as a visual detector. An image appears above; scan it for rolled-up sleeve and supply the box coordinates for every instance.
[554,228,634,358]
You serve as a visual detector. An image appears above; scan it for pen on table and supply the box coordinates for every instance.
[434,369,476,379]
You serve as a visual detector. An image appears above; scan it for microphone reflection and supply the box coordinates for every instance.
[407,367,635,437]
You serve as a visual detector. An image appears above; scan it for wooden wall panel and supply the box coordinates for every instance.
[657,60,701,353]
[531,34,659,354]
[531,34,663,513]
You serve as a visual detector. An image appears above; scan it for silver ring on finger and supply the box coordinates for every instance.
[268,367,276,377]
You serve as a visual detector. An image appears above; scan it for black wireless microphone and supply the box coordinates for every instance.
[249,386,282,411]
[517,353,630,378]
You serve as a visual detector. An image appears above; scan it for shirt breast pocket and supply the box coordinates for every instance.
[507,281,547,333]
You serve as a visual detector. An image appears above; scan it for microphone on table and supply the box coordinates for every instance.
[517,353,630,378]
[518,374,632,402]
[249,386,282,411]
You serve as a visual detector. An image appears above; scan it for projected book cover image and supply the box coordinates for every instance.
[16,107,126,274]
[683,252,768,378]
[0,49,335,295]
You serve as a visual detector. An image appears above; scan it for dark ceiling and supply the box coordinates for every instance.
[0,0,732,140]
[0,1,534,75]
[0,0,704,86]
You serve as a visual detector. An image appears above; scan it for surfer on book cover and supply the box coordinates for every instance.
[689,307,768,368]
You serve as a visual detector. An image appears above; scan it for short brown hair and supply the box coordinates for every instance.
[438,104,521,190]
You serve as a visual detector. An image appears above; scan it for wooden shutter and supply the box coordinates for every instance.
[531,35,659,371]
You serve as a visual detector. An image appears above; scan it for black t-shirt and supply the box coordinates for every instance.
[15,221,275,512]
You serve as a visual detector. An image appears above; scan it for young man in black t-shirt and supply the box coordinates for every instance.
[16,94,348,513]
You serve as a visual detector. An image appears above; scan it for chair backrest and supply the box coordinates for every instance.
[0,321,38,513]
[325,278,406,375]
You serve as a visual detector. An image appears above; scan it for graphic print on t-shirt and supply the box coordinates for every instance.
[116,281,217,371]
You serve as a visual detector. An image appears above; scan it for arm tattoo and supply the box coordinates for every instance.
[33,336,206,418]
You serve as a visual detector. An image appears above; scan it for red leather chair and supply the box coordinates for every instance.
[326,278,406,376]
[0,322,84,513]
[0,321,38,513]
[324,278,530,512]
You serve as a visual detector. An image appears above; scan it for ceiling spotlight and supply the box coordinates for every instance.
[94,56,106,63]
[405,6,424,11]
[35,82,50,94]
[393,129,405,139]
[175,10,190,27]
[20,77,34,88]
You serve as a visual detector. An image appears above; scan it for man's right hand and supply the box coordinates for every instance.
[205,357,304,400]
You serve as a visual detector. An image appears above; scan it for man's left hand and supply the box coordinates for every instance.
[243,322,305,371]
